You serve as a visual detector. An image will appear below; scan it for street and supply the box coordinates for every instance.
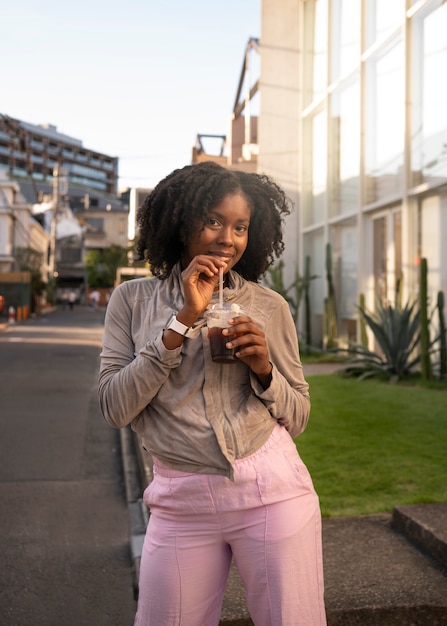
[0,306,137,626]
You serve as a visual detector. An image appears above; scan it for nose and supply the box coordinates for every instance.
[217,225,234,246]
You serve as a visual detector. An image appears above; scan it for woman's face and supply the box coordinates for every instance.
[184,193,251,273]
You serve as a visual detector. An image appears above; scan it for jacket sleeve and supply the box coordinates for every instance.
[250,296,311,439]
[98,284,182,429]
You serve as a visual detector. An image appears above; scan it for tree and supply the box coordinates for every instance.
[85,245,130,288]
[15,247,46,312]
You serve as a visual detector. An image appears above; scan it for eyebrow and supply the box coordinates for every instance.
[209,210,250,223]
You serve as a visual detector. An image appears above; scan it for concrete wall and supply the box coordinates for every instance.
[258,0,302,288]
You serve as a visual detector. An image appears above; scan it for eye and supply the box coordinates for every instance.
[207,217,221,228]
[235,224,249,233]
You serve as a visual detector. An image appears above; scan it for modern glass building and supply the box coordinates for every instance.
[0,115,118,196]
[259,0,447,346]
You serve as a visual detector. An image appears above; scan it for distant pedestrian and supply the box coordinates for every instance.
[89,289,100,311]
[68,290,77,311]
[61,291,69,310]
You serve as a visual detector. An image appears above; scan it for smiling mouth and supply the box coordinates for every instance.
[210,253,233,260]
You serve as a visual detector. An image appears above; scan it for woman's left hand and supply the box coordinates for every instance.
[224,315,273,387]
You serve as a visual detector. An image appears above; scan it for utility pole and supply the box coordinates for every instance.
[48,164,68,281]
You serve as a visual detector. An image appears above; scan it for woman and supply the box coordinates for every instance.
[98,161,326,626]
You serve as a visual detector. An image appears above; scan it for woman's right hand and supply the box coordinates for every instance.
[178,255,227,325]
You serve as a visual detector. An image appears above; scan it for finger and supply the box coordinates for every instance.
[226,332,267,351]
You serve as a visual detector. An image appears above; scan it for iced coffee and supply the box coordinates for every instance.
[206,302,244,363]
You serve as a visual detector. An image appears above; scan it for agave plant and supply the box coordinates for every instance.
[344,298,424,381]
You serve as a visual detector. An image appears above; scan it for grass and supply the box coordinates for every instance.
[295,374,447,518]
[300,349,348,364]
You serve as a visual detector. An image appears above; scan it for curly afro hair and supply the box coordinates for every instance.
[136,161,292,282]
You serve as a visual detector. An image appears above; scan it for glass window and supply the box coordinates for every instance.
[304,0,328,103]
[371,207,402,306]
[331,0,361,81]
[365,0,404,48]
[411,0,447,187]
[71,163,107,179]
[303,229,326,318]
[330,218,358,319]
[373,215,387,303]
[85,218,104,234]
[30,139,43,150]
[329,76,360,217]
[304,109,327,227]
[61,248,82,263]
[365,37,405,203]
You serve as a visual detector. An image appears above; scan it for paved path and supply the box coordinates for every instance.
[0,306,136,625]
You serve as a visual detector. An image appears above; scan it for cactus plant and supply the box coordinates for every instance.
[325,243,338,349]
[419,258,432,380]
[437,290,447,379]
[304,255,312,349]
[359,293,368,349]
[265,260,317,339]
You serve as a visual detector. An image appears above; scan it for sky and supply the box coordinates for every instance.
[1,0,260,191]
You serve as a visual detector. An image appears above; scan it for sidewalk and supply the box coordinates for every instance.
[121,359,447,626]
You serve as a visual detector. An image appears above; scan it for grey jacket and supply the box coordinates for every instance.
[98,265,310,479]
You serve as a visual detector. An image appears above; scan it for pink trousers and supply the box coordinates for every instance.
[134,425,326,626]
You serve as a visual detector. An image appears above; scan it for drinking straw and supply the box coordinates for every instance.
[219,266,224,308]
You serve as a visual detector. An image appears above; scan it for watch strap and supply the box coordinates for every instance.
[165,314,191,337]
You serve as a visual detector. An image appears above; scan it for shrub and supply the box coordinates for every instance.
[343,298,423,381]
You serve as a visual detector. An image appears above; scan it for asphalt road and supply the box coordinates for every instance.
[0,306,137,626]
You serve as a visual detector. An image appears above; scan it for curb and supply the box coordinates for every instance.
[393,504,447,569]
[119,426,148,600]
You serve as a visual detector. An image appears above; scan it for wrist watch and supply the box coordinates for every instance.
[165,313,191,337]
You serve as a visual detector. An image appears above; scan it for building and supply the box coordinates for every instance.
[0,114,129,296]
[192,37,260,175]
[0,172,48,273]
[0,170,50,315]
[259,0,447,347]
[0,115,118,195]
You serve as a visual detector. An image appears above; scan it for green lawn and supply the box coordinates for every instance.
[295,375,447,518]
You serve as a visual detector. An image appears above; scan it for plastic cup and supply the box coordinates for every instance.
[206,302,244,364]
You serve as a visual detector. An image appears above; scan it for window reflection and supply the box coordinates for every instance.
[365,39,404,203]
[304,0,327,101]
[331,219,358,319]
[365,0,403,47]
[411,1,447,187]
[331,0,360,81]
[303,108,327,228]
[329,77,360,216]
